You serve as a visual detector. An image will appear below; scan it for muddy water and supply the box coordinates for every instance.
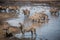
[5,6,60,40]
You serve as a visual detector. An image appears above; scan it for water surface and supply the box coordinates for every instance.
[6,6,60,40]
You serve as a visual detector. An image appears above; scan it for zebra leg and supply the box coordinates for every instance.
[4,9,6,13]
[21,30,25,38]
[38,19,40,23]
[31,31,33,38]
[57,11,59,16]
[51,12,53,15]
[34,29,36,37]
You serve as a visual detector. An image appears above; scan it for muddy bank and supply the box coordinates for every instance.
[0,13,18,21]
